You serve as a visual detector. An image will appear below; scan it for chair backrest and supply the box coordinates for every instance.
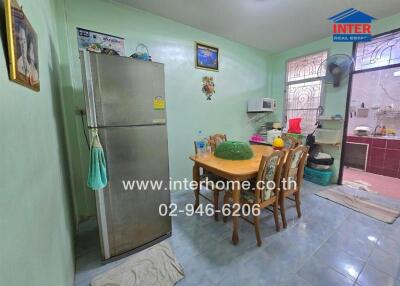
[282,134,297,149]
[209,134,227,151]
[282,145,309,192]
[254,150,285,203]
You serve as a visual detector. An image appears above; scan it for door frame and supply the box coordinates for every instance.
[338,27,400,184]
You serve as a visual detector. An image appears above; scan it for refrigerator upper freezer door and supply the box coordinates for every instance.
[89,53,166,127]
[98,124,171,258]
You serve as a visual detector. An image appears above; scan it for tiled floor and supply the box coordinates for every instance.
[74,182,400,286]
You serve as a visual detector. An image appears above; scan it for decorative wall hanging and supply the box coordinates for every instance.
[77,28,125,56]
[195,42,219,71]
[5,0,40,91]
[202,76,215,100]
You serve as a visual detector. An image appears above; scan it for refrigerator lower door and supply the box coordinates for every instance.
[97,124,171,259]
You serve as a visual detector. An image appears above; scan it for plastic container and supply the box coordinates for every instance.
[309,163,331,170]
[266,129,282,144]
[304,167,333,186]
[195,131,207,155]
[288,118,302,134]
[309,156,334,166]
[314,128,341,144]
[250,134,266,143]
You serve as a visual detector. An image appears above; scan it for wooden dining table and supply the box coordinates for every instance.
[189,145,274,245]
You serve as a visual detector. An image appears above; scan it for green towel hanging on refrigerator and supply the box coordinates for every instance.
[87,129,108,190]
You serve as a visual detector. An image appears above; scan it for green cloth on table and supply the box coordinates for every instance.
[214,141,253,160]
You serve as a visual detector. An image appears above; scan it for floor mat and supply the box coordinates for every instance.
[91,241,184,286]
[316,187,400,224]
[343,179,377,193]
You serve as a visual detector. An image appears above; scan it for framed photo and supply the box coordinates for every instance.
[5,0,40,91]
[195,42,219,71]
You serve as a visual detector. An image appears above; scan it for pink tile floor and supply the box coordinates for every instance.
[343,168,400,199]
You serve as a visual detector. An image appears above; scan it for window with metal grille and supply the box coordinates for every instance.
[355,30,400,71]
[284,50,328,134]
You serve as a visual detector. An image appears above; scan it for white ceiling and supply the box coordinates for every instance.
[113,0,400,53]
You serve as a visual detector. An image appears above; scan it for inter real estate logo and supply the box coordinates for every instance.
[328,8,376,42]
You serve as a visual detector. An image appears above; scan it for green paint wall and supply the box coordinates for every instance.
[58,0,272,221]
[270,13,400,183]
[0,0,74,285]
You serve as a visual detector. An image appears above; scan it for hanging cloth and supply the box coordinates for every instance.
[87,129,108,190]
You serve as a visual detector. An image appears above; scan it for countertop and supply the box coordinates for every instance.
[348,135,400,141]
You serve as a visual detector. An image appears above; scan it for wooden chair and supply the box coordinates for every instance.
[208,134,227,151]
[279,145,309,228]
[223,151,286,246]
[281,134,297,149]
[193,138,226,221]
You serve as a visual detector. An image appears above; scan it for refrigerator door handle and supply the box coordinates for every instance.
[82,51,98,128]
[91,123,167,129]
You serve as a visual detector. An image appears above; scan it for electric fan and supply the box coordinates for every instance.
[317,54,354,87]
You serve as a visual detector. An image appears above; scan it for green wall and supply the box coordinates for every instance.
[270,13,400,183]
[58,0,272,221]
[0,0,74,285]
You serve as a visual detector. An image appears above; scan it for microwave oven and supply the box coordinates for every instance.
[247,98,276,113]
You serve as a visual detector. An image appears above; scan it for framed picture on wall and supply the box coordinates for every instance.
[195,42,219,71]
[5,0,40,91]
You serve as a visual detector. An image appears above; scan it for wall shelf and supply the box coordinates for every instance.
[376,111,400,118]
[318,116,343,122]
[315,141,341,147]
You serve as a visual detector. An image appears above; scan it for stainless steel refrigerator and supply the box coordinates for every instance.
[80,51,171,260]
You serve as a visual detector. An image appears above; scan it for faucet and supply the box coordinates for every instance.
[373,124,386,136]
[373,125,380,136]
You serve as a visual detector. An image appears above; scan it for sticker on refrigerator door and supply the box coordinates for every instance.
[153,96,165,110]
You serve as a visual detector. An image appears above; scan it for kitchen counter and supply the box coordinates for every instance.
[350,135,400,140]
[360,135,400,140]
[346,135,400,178]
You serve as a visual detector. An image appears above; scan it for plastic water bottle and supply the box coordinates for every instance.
[195,130,206,155]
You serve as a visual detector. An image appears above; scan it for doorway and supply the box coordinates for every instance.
[340,28,400,199]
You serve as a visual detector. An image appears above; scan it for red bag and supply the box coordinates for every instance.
[288,118,302,134]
